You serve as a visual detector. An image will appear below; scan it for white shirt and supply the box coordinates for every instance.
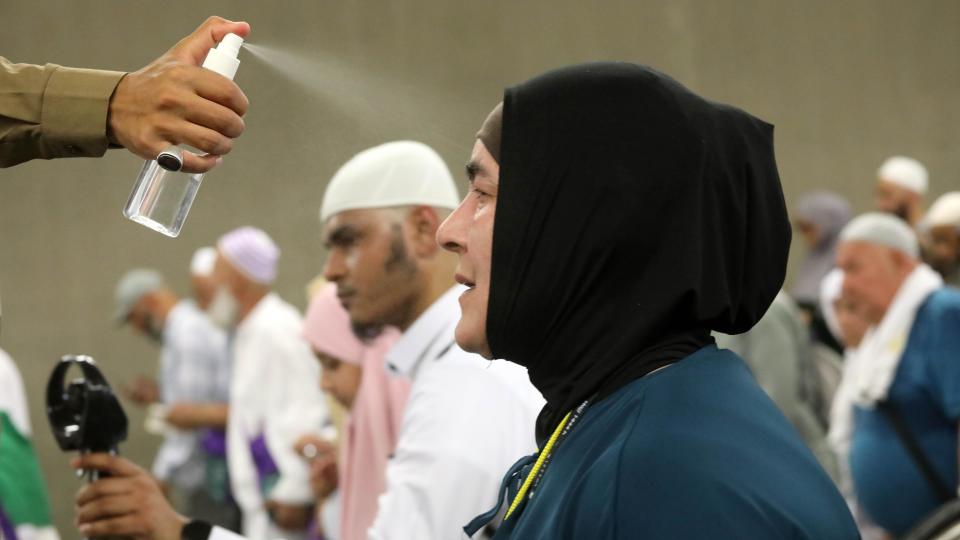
[152,300,231,489]
[227,293,329,539]
[369,286,543,539]
[208,287,542,540]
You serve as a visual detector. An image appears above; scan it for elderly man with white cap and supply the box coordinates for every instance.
[922,192,960,286]
[319,140,542,539]
[197,226,327,540]
[113,264,235,528]
[875,155,929,227]
[831,212,960,537]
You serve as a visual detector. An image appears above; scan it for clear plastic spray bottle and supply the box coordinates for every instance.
[123,33,244,237]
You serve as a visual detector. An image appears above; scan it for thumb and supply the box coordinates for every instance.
[168,16,251,65]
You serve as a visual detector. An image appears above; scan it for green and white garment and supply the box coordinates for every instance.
[0,348,59,540]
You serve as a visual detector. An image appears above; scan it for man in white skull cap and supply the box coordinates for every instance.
[832,212,960,537]
[921,192,960,286]
[317,140,543,540]
[874,155,928,227]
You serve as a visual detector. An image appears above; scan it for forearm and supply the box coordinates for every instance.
[169,403,229,429]
[195,403,229,428]
[0,57,123,167]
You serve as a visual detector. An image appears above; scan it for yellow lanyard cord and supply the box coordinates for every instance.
[504,410,573,521]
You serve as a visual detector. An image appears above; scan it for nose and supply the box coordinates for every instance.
[437,197,470,254]
[323,249,347,283]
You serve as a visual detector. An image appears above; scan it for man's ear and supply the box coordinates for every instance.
[406,206,442,258]
[906,190,923,207]
[888,247,917,275]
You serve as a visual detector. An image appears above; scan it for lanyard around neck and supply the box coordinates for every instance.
[504,398,591,520]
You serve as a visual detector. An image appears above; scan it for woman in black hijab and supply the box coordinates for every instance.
[437,62,857,539]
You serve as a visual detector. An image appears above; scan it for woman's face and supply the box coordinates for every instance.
[436,140,499,359]
[316,350,363,409]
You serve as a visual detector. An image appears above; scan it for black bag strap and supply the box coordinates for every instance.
[877,400,955,503]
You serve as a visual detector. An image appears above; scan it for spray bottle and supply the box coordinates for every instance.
[123,33,244,237]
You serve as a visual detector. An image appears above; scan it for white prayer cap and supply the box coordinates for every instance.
[877,156,928,195]
[320,141,460,222]
[839,212,919,258]
[923,192,960,229]
[217,227,280,285]
[190,247,217,277]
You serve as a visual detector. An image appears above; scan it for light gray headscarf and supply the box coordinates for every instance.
[790,191,852,305]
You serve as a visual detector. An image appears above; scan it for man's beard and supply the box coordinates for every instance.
[892,202,911,222]
[384,223,418,275]
[352,321,385,342]
[378,223,420,328]
[346,224,421,334]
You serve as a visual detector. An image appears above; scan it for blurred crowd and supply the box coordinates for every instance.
[3,146,957,540]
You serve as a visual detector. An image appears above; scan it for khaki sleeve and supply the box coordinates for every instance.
[0,56,125,168]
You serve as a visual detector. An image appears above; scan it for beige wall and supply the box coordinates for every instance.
[1,0,957,533]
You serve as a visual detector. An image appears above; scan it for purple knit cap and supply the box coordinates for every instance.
[217,226,280,285]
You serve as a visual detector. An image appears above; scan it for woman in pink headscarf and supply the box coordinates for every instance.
[299,283,409,540]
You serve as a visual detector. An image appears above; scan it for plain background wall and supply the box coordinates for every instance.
[1,0,958,533]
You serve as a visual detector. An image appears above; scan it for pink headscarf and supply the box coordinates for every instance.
[303,284,409,540]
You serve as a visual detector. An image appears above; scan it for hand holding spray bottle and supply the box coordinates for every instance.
[123,33,244,237]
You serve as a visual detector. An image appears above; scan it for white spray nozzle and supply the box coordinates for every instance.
[201,33,243,81]
[217,33,243,58]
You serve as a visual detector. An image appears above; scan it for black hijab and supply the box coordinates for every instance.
[485,63,791,440]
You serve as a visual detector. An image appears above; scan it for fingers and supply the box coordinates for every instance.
[206,18,251,43]
[72,453,143,478]
[162,119,233,157]
[180,152,221,174]
[171,16,251,66]
[110,20,250,167]
[76,492,139,523]
[193,72,249,117]
[144,69,246,157]
[72,454,186,540]
[310,453,337,482]
[184,99,245,139]
[75,477,132,506]
[315,439,338,456]
[295,434,324,455]
[157,66,246,121]
[78,514,148,538]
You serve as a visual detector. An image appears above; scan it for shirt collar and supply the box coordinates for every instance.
[237,292,278,333]
[386,286,464,378]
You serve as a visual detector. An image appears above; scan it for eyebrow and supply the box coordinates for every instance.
[325,224,361,247]
[465,160,484,184]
